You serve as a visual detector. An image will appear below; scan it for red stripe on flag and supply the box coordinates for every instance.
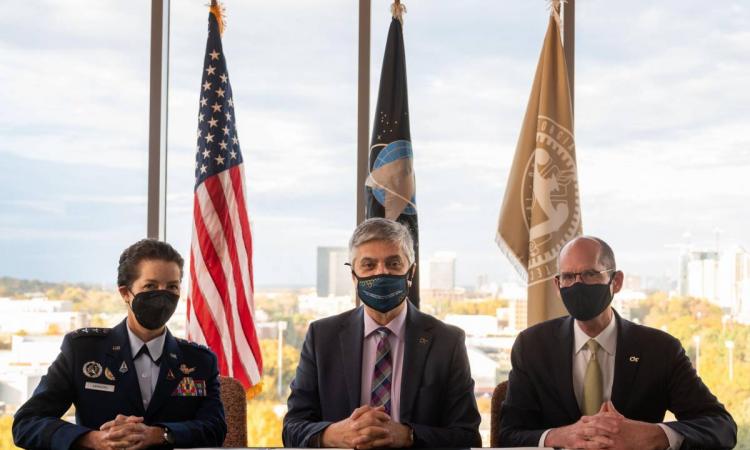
[230,166,255,293]
[192,192,252,388]
[203,176,261,377]
[228,167,263,372]
[189,254,229,375]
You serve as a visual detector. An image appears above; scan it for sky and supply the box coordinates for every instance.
[0,0,748,289]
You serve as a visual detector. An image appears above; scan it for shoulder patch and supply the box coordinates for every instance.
[70,327,111,339]
[176,337,212,353]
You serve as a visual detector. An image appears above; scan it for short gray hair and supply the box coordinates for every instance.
[349,218,415,265]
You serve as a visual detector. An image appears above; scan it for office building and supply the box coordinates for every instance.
[316,247,352,297]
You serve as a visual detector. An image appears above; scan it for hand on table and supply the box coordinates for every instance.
[321,405,413,449]
[74,414,163,450]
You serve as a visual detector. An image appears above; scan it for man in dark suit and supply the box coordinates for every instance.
[498,236,737,449]
[13,239,226,450]
[283,218,481,448]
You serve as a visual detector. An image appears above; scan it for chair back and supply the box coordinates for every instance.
[219,376,248,447]
[489,380,509,448]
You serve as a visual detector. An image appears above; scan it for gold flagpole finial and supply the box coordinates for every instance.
[209,0,226,35]
[391,0,407,24]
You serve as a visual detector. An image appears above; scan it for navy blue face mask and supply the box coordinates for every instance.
[352,267,413,313]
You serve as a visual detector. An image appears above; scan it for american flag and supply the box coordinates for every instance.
[187,5,262,393]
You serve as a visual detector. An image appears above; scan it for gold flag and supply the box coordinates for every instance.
[496,11,582,326]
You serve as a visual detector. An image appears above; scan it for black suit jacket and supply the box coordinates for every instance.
[13,320,227,450]
[282,302,481,448]
[498,311,737,449]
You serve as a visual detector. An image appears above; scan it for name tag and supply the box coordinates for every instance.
[85,382,115,392]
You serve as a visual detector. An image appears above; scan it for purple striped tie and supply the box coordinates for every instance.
[370,327,392,415]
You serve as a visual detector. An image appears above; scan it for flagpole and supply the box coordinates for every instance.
[147,0,170,240]
[562,0,574,120]
[356,0,371,226]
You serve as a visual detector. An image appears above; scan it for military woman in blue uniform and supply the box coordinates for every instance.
[13,239,227,449]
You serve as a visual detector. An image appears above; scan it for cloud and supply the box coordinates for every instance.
[0,0,748,287]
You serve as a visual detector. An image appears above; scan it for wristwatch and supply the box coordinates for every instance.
[162,427,176,445]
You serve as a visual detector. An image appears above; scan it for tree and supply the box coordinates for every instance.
[246,399,284,447]
[0,415,20,450]
[256,339,301,401]
[635,294,750,448]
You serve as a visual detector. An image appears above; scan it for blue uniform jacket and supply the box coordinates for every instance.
[12,320,227,450]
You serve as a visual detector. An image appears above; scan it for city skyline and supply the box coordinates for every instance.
[1,1,748,290]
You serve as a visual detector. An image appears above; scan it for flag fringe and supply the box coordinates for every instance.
[209,0,226,35]
[245,381,263,400]
[495,232,529,284]
[391,0,407,24]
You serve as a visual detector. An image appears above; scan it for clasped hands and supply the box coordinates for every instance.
[545,401,669,450]
[321,405,413,449]
[74,414,163,450]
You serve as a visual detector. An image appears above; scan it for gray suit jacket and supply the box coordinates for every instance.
[282,302,481,448]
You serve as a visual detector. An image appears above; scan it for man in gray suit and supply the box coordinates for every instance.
[283,218,481,448]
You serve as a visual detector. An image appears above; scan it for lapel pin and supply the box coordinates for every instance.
[104,367,116,381]
[170,353,178,359]
[111,345,121,352]
[418,337,428,345]
[629,356,640,363]
[167,369,176,380]
[119,361,128,373]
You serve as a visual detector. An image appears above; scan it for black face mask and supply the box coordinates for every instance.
[129,289,179,330]
[559,278,614,321]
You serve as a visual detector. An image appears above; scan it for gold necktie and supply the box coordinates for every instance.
[583,339,603,415]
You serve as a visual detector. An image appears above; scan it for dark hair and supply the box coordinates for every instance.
[117,239,184,288]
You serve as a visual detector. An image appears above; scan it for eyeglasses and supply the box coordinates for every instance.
[555,269,615,287]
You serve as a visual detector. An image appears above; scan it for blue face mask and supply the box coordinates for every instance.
[353,269,412,313]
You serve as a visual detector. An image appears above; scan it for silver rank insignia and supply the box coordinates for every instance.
[82,361,103,379]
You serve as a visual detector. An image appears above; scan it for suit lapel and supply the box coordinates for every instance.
[105,320,145,415]
[145,330,182,419]
[339,307,364,412]
[610,312,640,411]
[399,302,433,422]
[554,317,581,420]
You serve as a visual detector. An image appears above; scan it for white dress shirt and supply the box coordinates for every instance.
[538,316,683,449]
[127,325,166,410]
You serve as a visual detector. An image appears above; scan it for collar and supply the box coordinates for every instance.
[363,301,408,339]
[574,312,617,356]
[126,323,167,362]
